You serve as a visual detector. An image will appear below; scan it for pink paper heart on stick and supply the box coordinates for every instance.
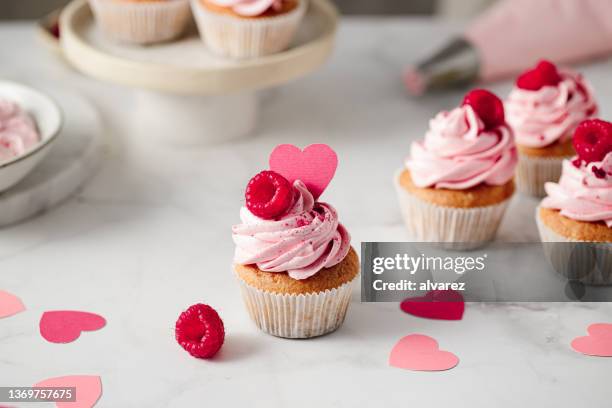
[0,290,25,318]
[34,375,102,408]
[400,290,465,320]
[571,323,612,357]
[269,144,338,199]
[40,311,106,344]
[389,334,459,371]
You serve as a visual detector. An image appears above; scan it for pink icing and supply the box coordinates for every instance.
[0,99,40,164]
[405,105,518,190]
[505,70,598,148]
[208,0,283,17]
[232,180,351,280]
[542,154,612,227]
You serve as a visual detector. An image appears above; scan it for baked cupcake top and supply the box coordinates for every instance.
[232,144,351,280]
[203,0,297,17]
[505,60,597,148]
[542,119,612,227]
[405,89,517,190]
[0,99,40,164]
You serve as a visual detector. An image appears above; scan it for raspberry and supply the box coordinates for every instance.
[516,60,562,90]
[245,170,293,219]
[462,89,505,130]
[175,304,225,359]
[573,119,612,164]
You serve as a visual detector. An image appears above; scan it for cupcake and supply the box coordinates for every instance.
[191,0,306,59]
[537,119,612,284]
[232,144,358,338]
[395,89,518,249]
[89,0,192,45]
[505,60,598,197]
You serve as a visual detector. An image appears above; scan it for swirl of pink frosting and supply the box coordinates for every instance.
[0,99,40,164]
[542,153,612,227]
[505,70,598,148]
[208,0,284,16]
[232,180,351,280]
[405,105,518,190]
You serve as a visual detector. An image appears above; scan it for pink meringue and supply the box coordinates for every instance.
[0,99,40,164]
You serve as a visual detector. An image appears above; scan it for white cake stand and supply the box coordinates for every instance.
[60,0,338,145]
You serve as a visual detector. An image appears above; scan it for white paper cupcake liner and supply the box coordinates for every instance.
[394,170,512,250]
[237,275,355,339]
[536,208,612,285]
[89,0,192,45]
[191,0,307,59]
[516,154,567,197]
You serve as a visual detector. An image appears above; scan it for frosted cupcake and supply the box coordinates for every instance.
[89,0,191,45]
[537,119,612,284]
[505,60,598,196]
[191,0,306,59]
[395,89,518,249]
[232,144,358,338]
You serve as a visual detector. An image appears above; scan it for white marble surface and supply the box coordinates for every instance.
[1,19,611,408]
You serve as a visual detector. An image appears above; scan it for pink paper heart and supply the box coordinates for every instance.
[0,290,25,318]
[34,375,102,408]
[571,323,612,357]
[400,290,465,320]
[389,334,459,371]
[40,311,106,344]
[269,144,338,199]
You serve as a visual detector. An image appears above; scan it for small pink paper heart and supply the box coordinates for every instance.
[400,290,465,320]
[269,144,338,199]
[40,311,106,344]
[389,334,459,371]
[34,375,102,408]
[571,323,612,357]
[0,290,25,318]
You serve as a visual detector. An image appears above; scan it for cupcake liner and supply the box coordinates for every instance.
[394,170,512,250]
[191,0,307,59]
[536,208,612,286]
[516,154,567,197]
[237,274,356,339]
[89,0,192,45]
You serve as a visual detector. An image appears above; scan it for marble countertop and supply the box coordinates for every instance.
[1,18,612,408]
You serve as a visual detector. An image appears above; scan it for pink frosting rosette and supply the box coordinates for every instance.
[506,70,598,148]
[232,180,351,280]
[208,0,284,16]
[542,153,612,227]
[405,104,518,190]
[0,99,40,164]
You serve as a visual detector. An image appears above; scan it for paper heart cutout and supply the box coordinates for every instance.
[269,144,338,199]
[34,375,102,408]
[0,290,25,318]
[400,290,465,320]
[40,311,106,344]
[389,334,459,371]
[571,323,612,357]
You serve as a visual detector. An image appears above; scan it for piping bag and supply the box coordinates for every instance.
[405,0,612,95]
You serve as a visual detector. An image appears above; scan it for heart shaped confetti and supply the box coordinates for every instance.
[400,290,465,320]
[0,290,25,319]
[34,375,102,408]
[571,323,612,357]
[40,311,106,344]
[389,334,459,371]
[269,144,338,199]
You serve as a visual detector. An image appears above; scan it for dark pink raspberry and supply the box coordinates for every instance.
[516,60,562,91]
[175,304,225,359]
[573,119,612,164]
[245,170,293,220]
[462,89,505,130]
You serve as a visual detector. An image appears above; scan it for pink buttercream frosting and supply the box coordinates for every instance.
[0,99,40,164]
[208,0,284,16]
[232,180,351,280]
[505,70,598,148]
[405,105,518,190]
[542,154,612,227]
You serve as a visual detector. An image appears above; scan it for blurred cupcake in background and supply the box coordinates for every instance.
[90,0,192,45]
[395,89,518,249]
[505,60,598,197]
[192,0,306,59]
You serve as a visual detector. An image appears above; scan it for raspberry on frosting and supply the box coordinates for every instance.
[245,170,294,220]
[462,89,505,131]
[516,60,562,91]
[573,119,612,165]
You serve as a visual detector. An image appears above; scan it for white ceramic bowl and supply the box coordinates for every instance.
[0,81,63,193]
